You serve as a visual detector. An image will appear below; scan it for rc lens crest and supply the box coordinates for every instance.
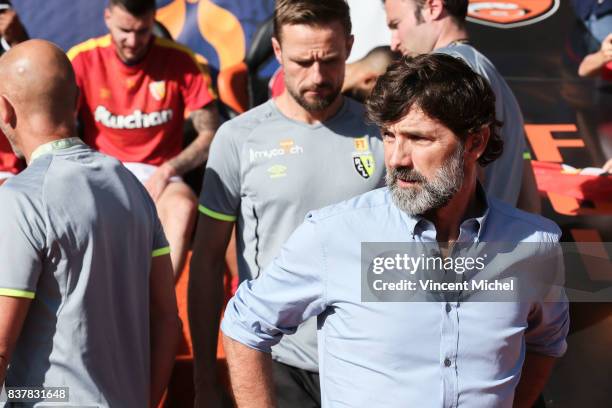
[149,81,167,101]
[353,153,375,179]
[99,87,111,99]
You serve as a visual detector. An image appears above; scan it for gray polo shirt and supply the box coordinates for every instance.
[199,98,385,371]
[0,138,168,407]
[436,44,527,206]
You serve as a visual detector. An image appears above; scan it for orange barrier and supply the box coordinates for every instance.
[525,124,582,163]
[525,123,612,216]
[531,161,612,216]
[217,62,249,114]
[532,161,612,202]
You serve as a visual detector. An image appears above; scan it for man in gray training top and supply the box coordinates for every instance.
[188,0,385,406]
[383,0,540,212]
[0,40,180,407]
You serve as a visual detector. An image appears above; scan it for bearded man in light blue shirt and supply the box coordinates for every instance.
[220,54,569,408]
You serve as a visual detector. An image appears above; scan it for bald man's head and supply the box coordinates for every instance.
[0,40,78,154]
[343,47,396,103]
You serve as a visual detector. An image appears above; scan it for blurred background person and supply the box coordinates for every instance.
[68,0,219,278]
[0,0,27,185]
[572,0,612,45]
[578,33,612,79]
[345,0,390,63]
[383,0,541,214]
[573,0,612,80]
[0,0,28,55]
[0,132,21,186]
[342,46,396,103]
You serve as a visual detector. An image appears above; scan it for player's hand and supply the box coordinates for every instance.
[601,34,612,61]
[144,163,176,202]
[0,9,28,47]
[603,158,612,174]
[0,178,6,187]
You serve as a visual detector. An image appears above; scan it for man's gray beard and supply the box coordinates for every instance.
[386,145,465,216]
[288,85,338,113]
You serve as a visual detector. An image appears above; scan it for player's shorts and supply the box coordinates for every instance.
[0,171,14,181]
[123,162,183,185]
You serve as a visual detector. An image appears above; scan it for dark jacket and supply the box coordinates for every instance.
[571,0,612,20]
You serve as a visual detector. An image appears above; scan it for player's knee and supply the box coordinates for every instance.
[158,188,196,223]
[174,193,197,218]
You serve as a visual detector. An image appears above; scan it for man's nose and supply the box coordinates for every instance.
[387,139,413,169]
[390,33,401,53]
[310,62,324,85]
[124,32,137,47]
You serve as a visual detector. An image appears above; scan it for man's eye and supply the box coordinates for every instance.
[412,136,431,143]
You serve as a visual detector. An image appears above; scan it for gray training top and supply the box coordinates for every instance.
[199,98,385,372]
[0,138,168,407]
[436,43,527,206]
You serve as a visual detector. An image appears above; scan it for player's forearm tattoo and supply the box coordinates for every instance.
[167,104,219,175]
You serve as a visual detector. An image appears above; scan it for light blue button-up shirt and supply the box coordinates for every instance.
[221,187,569,408]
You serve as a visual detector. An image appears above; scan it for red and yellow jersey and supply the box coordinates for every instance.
[68,35,216,165]
[603,61,612,82]
[0,131,21,175]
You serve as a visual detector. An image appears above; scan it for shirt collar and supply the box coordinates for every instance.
[460,182,490,241]
[400,211,423,237]
[30,137,84,162]
[397,182,491,241]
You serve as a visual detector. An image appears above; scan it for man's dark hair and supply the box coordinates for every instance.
[109,0,156,17]
[424,0,468,21]
[367,53,503,166]
[273,0,352,42]
[384,0,468,24]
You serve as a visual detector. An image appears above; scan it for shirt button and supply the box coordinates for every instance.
[444,358,452,367]
[445,303,452,313]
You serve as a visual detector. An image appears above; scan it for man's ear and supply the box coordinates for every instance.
[272,36,283,65]
[345,34,355,61]
[423,0,445,21]
[362,72,379,91]
[466,126,490,162]
[104,7,112,31]
[0,95,16,129]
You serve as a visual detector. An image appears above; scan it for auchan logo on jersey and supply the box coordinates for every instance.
[94,106,173,129]
[467,0,559,29]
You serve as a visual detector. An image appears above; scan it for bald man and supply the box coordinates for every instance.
[0,40,180,407]
[342,46,396,102]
